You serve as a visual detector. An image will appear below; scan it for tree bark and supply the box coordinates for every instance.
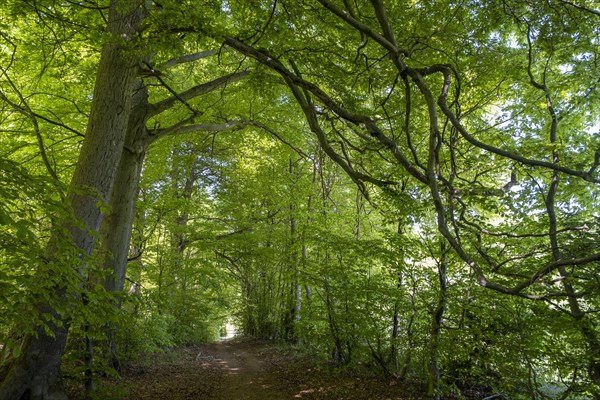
[170,161,196,325]
[286,158,301,341]
[399,280,416,381]
[98,80,149,371]
[98,66,250,301]
[428,241,448,400]
[101,81,149,298]
[0,2,144,399]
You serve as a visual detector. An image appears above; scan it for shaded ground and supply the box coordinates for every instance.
[67,339,424,399]
[201,340,286,400]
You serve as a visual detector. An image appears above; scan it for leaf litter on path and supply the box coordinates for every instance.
[66,338,424,399]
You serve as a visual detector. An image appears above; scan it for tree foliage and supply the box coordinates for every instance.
[0,0,599,399]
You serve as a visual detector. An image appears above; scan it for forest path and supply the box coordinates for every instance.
[203,340,286,400]
[112,339,290,400]
[71,338,423,399]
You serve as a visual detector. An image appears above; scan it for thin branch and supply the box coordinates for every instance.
[250,121,309,158]
[513,252,600,293]
[148,119,246,143]
[149,71,249,117]
[0,70,59,181]
[161,50,218,69]
[459,217,591,239]
[215,227,253,241]
[437,92,599,183]
[526,25,545,90]
[556,0,600,17]
[287,59,394,190]
[148,62,198,115]
[30,110,84,137]
[62,0,108,10]
[214,250,246,282]
[249,0,278,45]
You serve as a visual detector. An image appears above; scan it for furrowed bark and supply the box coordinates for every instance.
[0,2,145,399]
[97,80,149,371]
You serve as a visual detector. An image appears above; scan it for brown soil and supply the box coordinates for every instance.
[200,340,286,400]
[67,339,424,399]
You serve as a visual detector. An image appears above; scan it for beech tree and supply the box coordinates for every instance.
[1,0,600,399]
[2,0,253,395]
[0,1,146,398]
[219,0,600,396]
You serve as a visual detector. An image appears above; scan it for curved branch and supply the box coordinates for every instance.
[556,0,600,17]
[292,73,394,190]
[226,24,599,303]
[315,0,408,56]
[250,121,309,158]
[315,0,597,184]
[369,0,398,48]
[513,253,600,293]
[224,36,428,184]
[437,98,599,183]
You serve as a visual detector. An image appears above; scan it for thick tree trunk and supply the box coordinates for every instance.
[0,2,144,399]
[98,81,149,371]
[0,311,69,400]
[101,82,149,297]
[96,62,250,369]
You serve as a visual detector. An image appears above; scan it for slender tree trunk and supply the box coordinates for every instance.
[0,3,144,399]
[296,159,316,345]
[390,222,403,374]
[171,164,196,329]
[287,158,301,341]
[390,274,401,373]
[400,281,416,381]
[428,241,448,400]
[83,320,95,397]
[324,273,349,364]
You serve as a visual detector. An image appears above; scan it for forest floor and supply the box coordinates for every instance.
[66,338,426,399]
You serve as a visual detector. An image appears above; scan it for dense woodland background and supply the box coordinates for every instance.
[0,0,599,399]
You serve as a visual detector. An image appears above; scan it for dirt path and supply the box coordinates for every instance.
[106,339,292,400]
[67,339,422,399]
[205,340,287,400]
